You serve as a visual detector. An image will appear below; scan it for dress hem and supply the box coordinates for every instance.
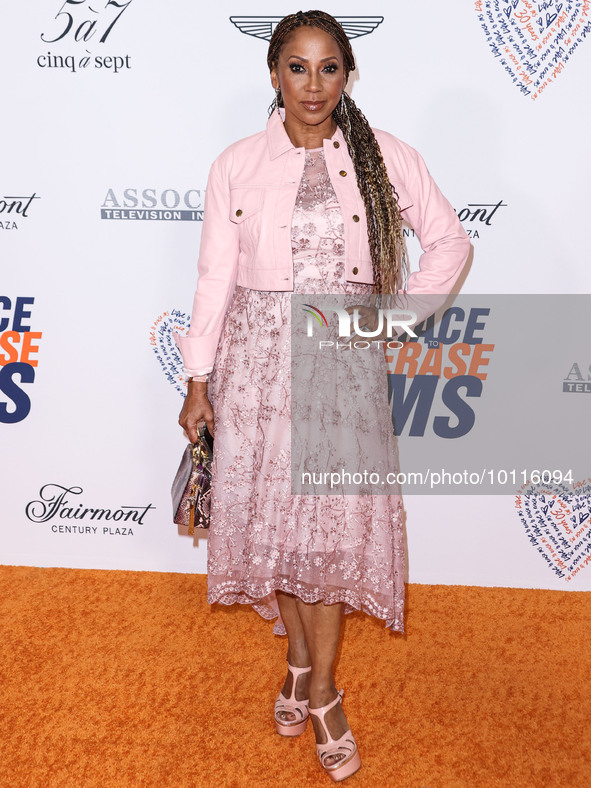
[207,581,405,635]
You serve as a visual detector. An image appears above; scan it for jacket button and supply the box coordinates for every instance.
[352,214,359,222]
[352,267,359,275]
[339,170,347,177]
[235,209,243,217]
[333,141,340,148]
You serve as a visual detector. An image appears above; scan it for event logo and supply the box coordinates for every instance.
[563,362,591,393]
[515,480,591,580]
[299,301,494,439]
[386,307,494,438]
[38,0,135,74]
[25,483,155,536]
[475,0,591,99]
[101,189,204,221]
[0,296,42,424]
[0,193,40,231]
[150,310,190,396]
[230,15,384,41]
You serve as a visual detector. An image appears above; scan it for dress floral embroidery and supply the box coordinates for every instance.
[207,149,405,633]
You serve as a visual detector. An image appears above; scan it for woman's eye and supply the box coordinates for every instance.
[287,63,339,74]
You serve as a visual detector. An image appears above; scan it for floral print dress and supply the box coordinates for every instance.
[206,148,405,633]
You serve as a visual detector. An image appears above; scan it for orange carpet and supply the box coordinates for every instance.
[0,565,589,788]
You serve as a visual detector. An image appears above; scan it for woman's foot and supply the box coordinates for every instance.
[308,690,361,780]
[308,684,350,767]
[277,664,311,722]
[274,657,312,735]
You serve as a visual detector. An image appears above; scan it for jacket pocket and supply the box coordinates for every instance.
[229,187,264,252]
[229,187,263,223]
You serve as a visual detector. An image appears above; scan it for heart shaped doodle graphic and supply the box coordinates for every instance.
[515,480,591,580]
[150,309,190,397]
[475,0,591,99]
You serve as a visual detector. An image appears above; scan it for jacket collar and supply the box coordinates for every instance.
[266,108,346,159]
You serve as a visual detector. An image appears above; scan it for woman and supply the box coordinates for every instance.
[176,10,470,782]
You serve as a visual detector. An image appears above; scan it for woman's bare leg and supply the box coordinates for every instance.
[275,591,311,721]
[276,593,352,765]
[295,599,350,766]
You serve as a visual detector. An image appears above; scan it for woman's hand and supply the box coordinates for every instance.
[178,381,214,444]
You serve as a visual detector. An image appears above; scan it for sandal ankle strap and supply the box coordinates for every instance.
[286,661,312,678]
[308,688,344,720]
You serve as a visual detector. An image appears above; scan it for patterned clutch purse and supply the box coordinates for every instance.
[171,425,214,534]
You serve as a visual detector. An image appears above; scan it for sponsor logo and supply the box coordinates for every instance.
[563,362,591,393]
[515,479,591,580]
[38,0,135,74]
[229,15,384,41]
[0,192,41,231]
[454,200,507,239]
[0,296,42,424]
[403,200,507,241]
[25,483,156,536]
[475,0,591,99]
[101,189,204,221]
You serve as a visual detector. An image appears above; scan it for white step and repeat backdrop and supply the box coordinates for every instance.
[2,1,590,590]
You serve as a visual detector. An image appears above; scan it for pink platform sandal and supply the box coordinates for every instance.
[308,691,362,782]
[274,662,312,736]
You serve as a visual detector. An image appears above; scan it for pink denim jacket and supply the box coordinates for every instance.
[174,110,470,373]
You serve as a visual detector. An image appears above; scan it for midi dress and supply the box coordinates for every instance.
[206,147,405,633]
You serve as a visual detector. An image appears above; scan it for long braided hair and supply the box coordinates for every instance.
[267,10,407,295]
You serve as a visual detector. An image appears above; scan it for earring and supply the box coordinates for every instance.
[268,87,282,118]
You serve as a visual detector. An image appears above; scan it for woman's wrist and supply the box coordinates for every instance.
[187,379,209,392]
[186,378,210,399]
[186,373,210,383]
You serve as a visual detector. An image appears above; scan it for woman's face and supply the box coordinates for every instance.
[270,26,347,129]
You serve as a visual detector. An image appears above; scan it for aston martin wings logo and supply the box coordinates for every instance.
[229,16,384,42]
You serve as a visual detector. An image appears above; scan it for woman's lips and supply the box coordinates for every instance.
[301,100,326,111]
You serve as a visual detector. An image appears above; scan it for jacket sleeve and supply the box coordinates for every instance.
[396,143,471,295]
[173,154,239,373]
